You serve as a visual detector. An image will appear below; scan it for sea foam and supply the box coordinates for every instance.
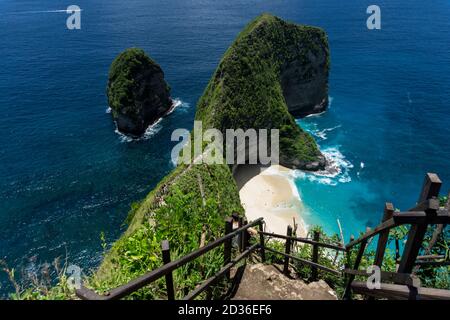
[293,147,353,186]
[114,98,188,143]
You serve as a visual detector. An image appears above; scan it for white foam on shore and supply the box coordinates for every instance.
[261,165,303,202]
[304,96,333,118]
[313,124,341,140]
[293,147,353,186]
[115,117,163,143]
[296,106,353,186]
[114,98,188,143]
[165,98,184,115]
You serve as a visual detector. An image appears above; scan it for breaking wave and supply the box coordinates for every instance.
[113,98,188,142]
[304,96,333,118]
[310,124,341,141]
[8,9,83,15]
[293,147,353,186]
[115,117,163,143]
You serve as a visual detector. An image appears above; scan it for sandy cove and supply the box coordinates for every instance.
[234,164,307,238]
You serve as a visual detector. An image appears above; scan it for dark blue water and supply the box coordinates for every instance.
[0,0,449,297]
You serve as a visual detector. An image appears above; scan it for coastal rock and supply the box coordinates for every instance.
[281,45,329,117]
[232,263,337,300]
[195,14,329,171]
[107,48,172,136]
[303,157,326,171]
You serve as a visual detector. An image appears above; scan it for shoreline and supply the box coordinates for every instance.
[235,164,308,238]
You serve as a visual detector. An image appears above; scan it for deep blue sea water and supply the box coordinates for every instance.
[0,0,449,297]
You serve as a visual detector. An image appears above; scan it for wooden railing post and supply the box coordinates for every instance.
[395,238,400,261]
[423,192,449,256]
[283,225,293,276]
[398,173,441,274]
[343,235,354,299]
[343,238,368,300]
[345,235,355,269]
[258,220,266,262]
[311,230,320,281]
[238,216,243,252]
[224,217,233,280]
[374,203,395,267]
[242,218,250,251]
[161,240,175,300]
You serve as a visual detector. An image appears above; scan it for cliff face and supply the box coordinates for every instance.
[195,14,329,170]
[107,48,172,136]
[280,48,329,117]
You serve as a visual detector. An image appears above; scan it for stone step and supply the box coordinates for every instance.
[232,263,337,300]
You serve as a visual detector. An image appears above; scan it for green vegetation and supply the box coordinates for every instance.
[0,258,76,300]
[195,14,329,168]
[85,163,244,299]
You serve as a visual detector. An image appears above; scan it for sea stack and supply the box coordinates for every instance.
[195,14,329,170]
[107,48,172,137]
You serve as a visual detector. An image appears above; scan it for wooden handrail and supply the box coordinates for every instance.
[346,210,450,250]
[76,218,263,300]
[343,269,421,287]
[415,260,450,266]
[351,281,450,300]
[259,231,346,251]
[346,218,396,249]
[183,243,259,300]
[264,247,341,276]
[344,173,450,300]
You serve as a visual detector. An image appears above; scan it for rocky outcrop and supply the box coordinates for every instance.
[232,263,337,300]
[107,48,172,137]
[281,47,329,118]
[195,14,329,171]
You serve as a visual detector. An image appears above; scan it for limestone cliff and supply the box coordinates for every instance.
[195,14,329,170]
[107,48,172,136]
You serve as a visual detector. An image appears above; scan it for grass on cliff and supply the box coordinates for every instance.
[85,163,244,299]
[195,13,329,166]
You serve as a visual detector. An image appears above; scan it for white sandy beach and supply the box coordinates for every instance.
[235,164,308,238]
